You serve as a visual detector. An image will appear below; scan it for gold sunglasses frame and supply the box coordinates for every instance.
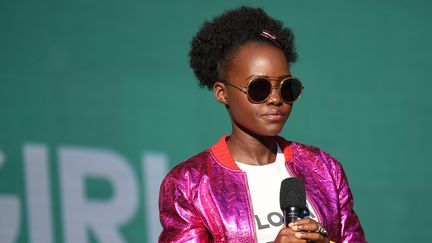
[223,76,304,104]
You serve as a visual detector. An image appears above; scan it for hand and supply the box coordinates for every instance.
[274,218,329,243]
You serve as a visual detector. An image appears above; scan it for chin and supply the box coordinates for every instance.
[258,127,284,137]
[267,131,282,137]
[268,125,285,135]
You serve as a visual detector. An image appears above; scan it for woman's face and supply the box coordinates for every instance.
[220,42,293,137]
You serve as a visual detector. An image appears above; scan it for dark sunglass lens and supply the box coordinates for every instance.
[248,78,271,103]
[281,78,302,102]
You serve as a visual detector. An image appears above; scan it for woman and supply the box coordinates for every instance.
[159,6,366,243]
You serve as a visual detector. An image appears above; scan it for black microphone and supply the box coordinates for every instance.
[279,178,306,226]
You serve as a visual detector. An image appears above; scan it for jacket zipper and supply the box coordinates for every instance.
[241,171,258,243]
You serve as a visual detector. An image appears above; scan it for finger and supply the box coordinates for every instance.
[291,219,320,232]
[292,218,317,226]
[294,231,326,242]
[275,227,308,243]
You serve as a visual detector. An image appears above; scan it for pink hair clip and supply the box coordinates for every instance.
[260,29,277,40]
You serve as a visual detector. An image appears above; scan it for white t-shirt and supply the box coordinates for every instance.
[236,144,318,243]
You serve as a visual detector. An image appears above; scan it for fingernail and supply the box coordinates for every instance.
[288,222,294,227]
[295,232,304,238]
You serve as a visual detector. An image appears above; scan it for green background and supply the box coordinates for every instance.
[1,0,431,242]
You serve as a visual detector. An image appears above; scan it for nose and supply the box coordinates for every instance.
[266,85,283,105]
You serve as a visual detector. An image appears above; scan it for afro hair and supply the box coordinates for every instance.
[189,6,297,89]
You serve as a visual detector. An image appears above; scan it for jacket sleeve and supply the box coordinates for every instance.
[324,152,367,243]
[158,174,209,243]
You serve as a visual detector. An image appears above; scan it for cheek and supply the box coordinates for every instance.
[286,105,293,114]
[231,102,263,129]
[227,97,257,119]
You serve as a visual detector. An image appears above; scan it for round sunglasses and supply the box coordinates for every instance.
[223,76,304,104]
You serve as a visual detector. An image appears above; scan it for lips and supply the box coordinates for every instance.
[261,110,286,121]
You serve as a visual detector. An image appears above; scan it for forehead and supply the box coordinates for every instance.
[228,42,290,80]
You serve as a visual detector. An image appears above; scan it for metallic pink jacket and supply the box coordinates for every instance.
[159,136,366,242]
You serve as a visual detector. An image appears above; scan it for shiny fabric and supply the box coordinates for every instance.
[159,136,366,242]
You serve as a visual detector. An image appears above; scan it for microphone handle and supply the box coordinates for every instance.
[283,206,304,226]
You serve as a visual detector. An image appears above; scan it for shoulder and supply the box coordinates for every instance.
[289,140,344,174]
[291,141,339,163]
[161,149,213,187]
[292,141,322,155]
[290,141,349,185]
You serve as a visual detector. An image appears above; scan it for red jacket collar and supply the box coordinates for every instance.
[210,135,293,170]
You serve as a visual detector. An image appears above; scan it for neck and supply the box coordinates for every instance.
[227,128,278,165]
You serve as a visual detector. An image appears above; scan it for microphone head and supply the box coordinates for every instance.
[280,178,306,211]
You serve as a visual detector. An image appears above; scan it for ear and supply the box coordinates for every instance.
[213,81,228,104]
